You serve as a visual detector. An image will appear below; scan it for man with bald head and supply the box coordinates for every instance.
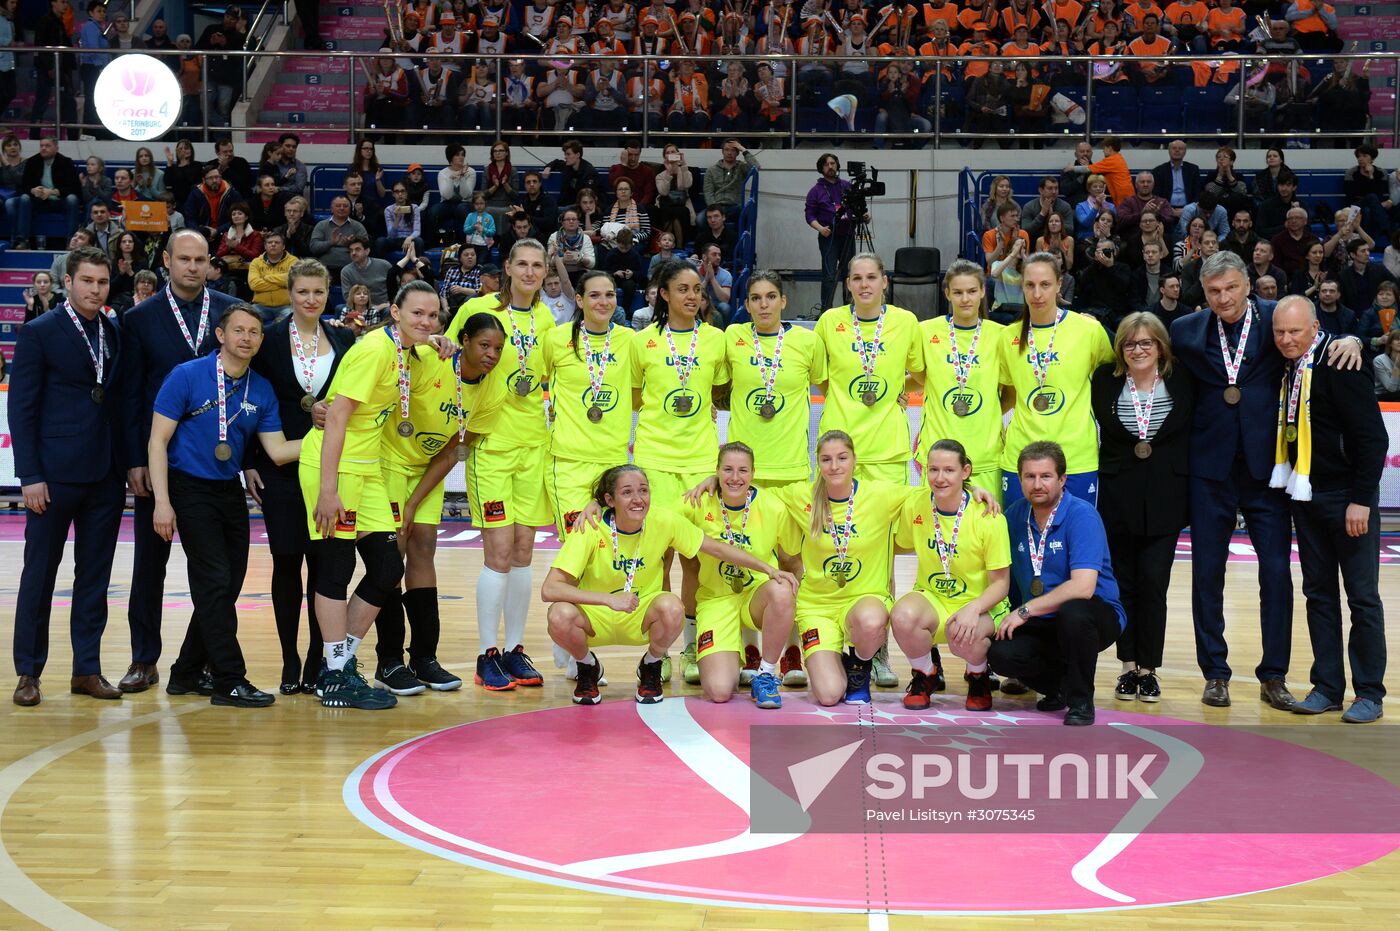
[119,228,244,695]
[1269,296,1387,723]
[1152,139,1202,212]
[1270,203,1320,279]
[1116,171,1176,238]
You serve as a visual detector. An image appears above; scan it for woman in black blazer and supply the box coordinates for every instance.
[1091,311,1196,704]
[248,258,356,694]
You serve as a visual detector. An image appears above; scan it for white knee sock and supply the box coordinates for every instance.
[504,566,532,650]
[908,651,934,674]
[966,660,988,674]
[476,567,509,652]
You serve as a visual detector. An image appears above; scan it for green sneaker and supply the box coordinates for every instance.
[682,644,700,685]
[323,658,397,710]
[872,644,898,688]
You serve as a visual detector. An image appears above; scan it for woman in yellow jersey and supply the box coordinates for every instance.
[683,443,799,709]
[892,439,1012,713]
[542,465,794,706]
[631,258,731,685]
[769,431,908,707]
[370,304,507,696]
[998,251,1115,506]
[910,259,1007,503]
[442,239,555,692]
[300,281,440,710]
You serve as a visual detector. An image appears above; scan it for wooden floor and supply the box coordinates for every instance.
[1,537,1398,930]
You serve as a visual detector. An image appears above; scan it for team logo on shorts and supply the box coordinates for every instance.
[940,385,982,416]
[483,500,507,522]
[562,510,582,532]
[665,388,701,418]
[336,510,357,533]
[390,502,402,523]
[697,629,715,653]
[800,628,821,648]
[583,384,619,413]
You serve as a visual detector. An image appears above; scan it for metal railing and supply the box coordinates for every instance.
[19,47,1395,149]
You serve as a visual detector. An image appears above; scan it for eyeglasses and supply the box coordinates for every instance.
[1123,339,1157,352]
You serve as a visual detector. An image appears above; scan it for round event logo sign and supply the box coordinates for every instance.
[346,698,1400,915]
[94,54,181,141]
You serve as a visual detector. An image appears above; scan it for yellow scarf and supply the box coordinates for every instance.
[1269,340,1319,502]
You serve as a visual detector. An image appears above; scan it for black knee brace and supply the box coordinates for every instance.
[353,532,405,607]
[313,538,356,600]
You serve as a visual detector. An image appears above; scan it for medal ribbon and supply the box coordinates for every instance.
[751,323,785,404]
[290,322,320,396]
[165,286,210,355]
[829,482,857,577]
[930,490,967,581]
[608,513,642,593]
[508,305,536,390]
[1025,308,1062,391]
[849,304,886,385]
[1127,373,1159,441]
[720,488,754,547]
[454,351,468,445]
[387,325,411,420]
[664,324,700,392]
[214,353,251,443]
[1286,331,1324,426]
[947,318,982,391]
[1026,494,1063,585]
[1216,307,1253,387]
[63,301,104,385]
[582,325,612,408]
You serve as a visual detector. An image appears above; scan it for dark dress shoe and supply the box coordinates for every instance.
[1259,678,1297,711]
[279,682,301,696]
[1201,679,1231,707]
[211,682,276,708]
[70,674,122,700]
[13,676,41,707]
[118,662,160,693]
[1064,703,1096,726]
[1000,677,1030,695]
[1036,692,1067,712]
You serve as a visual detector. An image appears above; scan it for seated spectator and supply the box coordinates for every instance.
[1337,240,1395,314]
[515,171,558,240]
[1035,212,1075,274]
[428,144,476,248]
[482,141,516,218]
[1127,15,1174,85]
[575,187,605,247]
[546,208,596,279]
[1362,280,1399,351]
[1253,147,1290,204]
[109,169,139,218]
[711,61,750,135]
[1075,175,1116,236]
[1248,241,1286,292]
[340,235,394,310]
[1315,278,1360,338]
[1176,189,1227,241]
[1313,59,1372,150]
[21,271,60,323]
[205,256,238,298]
[1386,229,1400,279]
[1131,240,1169,310]
[981,175,1018,232]
[214,202,262,298]
[1323,206,1372,270]
[1078,238,1132,331]
[1021,177,1074,245]
[1290,241,1330,299]
[269,133,308,197]
[85,201,124,254]
[603,228,647,315]
[543,140,604,209]
[602,179,650,247]
[631,283,661,330]
[1205,0,1247,52]
[108,231,146,299]
[1164,0,1208,52]
[667,59,711,132]
[1074,209,1117,272]
[986,228,1028,321]
[875,61,932,149]
[1202,146,1251,217]
[112,269,159,317]
[609,144,657,208]
[964,60,1011,149]
[440,245,483,311]
[1066,135,1132,205]
[537,62,584,131]
[211,137,255,199]
[692,243,733,324]
[48,230,95,288]
[1147,271,1189,326]
[497,212,538,259]
[275,195,313,261]
[415,56,461,133]
[336,284,376,335]
[653,144,695,245]
[247,174,288,233]
[1285,0,1342,53]
[81,156,113,210]
[343,169,386,241]
[1060,141,1096,205]
[381,179,427,257]
[752,62,789,129]
[184,162,240,242]
[1221,207,1263,262]
[163,140,203,207]
[1264,204,1316,280]
[1343,143,1393,239]
[310,196,368,279]
[541,260,577,326]
[1174,215,1207,270]
[1256,171,1301,240]
[463,191,497,250]
[1116,172,1175,240]
[1374,329,1400,400]
[693,205,737,265]
[388,241,436,298]
[248,230,296,320]
[1178,229,1220,309]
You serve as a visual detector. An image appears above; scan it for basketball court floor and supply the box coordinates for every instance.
[1,516,1398,929]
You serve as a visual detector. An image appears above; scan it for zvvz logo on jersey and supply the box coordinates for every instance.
[584,385,619,412]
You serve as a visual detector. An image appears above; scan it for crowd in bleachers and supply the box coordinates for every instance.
[976,136,1400,394]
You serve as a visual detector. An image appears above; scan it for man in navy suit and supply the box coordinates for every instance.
[119,229,242,694]
[10,247,125,707]
[1151,139,1202,218]
[1169,251,1363,711]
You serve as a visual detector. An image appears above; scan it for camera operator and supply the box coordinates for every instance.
[804,154,877,312]
[1078,238,1133,333]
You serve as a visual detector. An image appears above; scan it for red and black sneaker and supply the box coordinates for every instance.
[635,656,665,704]
[965,671,994,711]
[572,654,602,705]
[904,669,936,710]
[738,644,762,685]
[929,646,947,692]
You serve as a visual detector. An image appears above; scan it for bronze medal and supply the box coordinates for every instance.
[1032,394,1050,412]
[952,397,970,417]
[1223,385,1242,405]
[1134,441,1152,459]
[673,395,693,414]
[90,385,105,404]
[214,442,233,462]
[456,445,468,462]
[587,404,603,423]
[300,393,316,412]
[835,574,847,588]
[729,577,745,594]
[860,389,877,406]
[515,377,531,396]
[397,421,414,437]
[1030,577,1044,596]
[759,400,777,420]
[1285,424,1298,443]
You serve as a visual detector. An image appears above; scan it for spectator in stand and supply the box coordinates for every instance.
[874,61,932,150]
[608,145,657,209]
[1336,240,1395,315]
[1036,212,1076,273]
[14,136,81,251]
[497,211,538,260]
[693,205,738,265]
[248,230,295,320]
[711,60,750,135]
[0,136,24,238]
[1178,229,1220,310]
[752,61,789,129]
[1374,329,1400,399]
[184,163,240,242]
[1076,208,1120,273]
[1075,175,1117,237]
[500,58,540,130]
[1147,271,1189,326]
[517,170,558,238]
[108,231,145,298]
[1177,189,1228,241]
[1343,144,1393,240]
[1313,278,1360,338]
[77,2,113,138]
[692,243,734,324]
[81,157,113,210]
[1247,241,1286,292]
[364,51,411,138]
[348,138,388,202]
[539,261,575,326]
[1126,14,1174,86]
[1270,205,1320,281]
[1256,172,1301,240]
[212,138,254,197]
[1202,146,1250,218]
[131,148,166,201]
[196,7,246,128]
[1385,229,1400,280]
[1222,207,1263,262]
[1131,240,1170,311]
[1079,238,1133,332]
[163,141,202,208]
[110,169,139,218]
[247,175,287,233]
[85,202,123,254]
[603,179,650,247]
[1174,215,1207,270]
[336,284,376,334]
[1059,141,1095,205]
[654,144,695,245]
[983,203,1031,274]
[1066,135,1133,206]
[439,245,482,311]
[964,60,1011,149]
[342,170,385,241]
[1285,0,1342,52]
[1205,0,1247,51]
[339,235,393,311]
[1362,281,1400,350]
[1153,139,1202,215]
[1255,275,1280,304]
[546,207,596,279]
[1253,148,1290,204]
[667,59,711,132]
[981,177,1019,233]
[22,271,60,322]
[481,141,516,219]
[29,0,76,140]
[575,187,605,247]
[543,140,604,209]
[536,62,584,132]
[380,180,427,257]
[1020,177,1074,245]
[275,196,312,260]
[1313,59,1372,150]
[309,196,368,280]
[1117,172,1176,240]
[584,57,630,133]
[145,17,175,56]
[1163,0,1208,52]
[428,145,476,248]
[1290,241,1330,300]
[214,202,261,298]
[1323,206,1372,270]
[49,230,95,288]
[269,134,308,197]
[388,241,436,299]
[462,192,496,250]
[603,228,647,316]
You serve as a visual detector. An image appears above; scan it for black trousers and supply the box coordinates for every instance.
[1107,531,1178,669]
[130,490,175,664]
[168,470,251,692]
[988,597,1121,706]
[1291,488,1387,704]
[13,471,124,677]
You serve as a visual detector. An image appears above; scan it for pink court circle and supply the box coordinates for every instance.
[345,697,1400,914]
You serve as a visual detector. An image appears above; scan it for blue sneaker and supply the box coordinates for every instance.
[475,648,518,691]
[1342,698,1384,723]
[751,671,782,709]
[843,651,872,705]
[1292,690,1342,715]
[499,645,543,686]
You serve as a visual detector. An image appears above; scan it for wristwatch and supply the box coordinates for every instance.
[1017,604,1032,620]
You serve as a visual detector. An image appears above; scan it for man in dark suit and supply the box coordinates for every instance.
[1151,139,1202,216]
[1169,251,1363,711]
[9,247,125,706]
[15,135,82,251]
[1270,298,1387,723]
[1335,239,1395,315]
[119,229,242,694]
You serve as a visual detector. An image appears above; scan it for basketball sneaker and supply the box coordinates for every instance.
[928,646,946,691]
[872,644,898,688]
[681,644,699,684]
[564,655,609,685]
[751,671,782,709]
[573,654,603,705]
[965,671,994,711]
[780,645,807,687]
[500,645,543,686]
[635,656,666,704]
[903,669,936,710]
[1114,671,1140,701]
[374,663,427,696]
[843,651,872,705]
[408,657,463,692]
[739,645,761,686]
[474,648,517,691]
[322,664,398,710]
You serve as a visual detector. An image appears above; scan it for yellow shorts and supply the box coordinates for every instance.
[637,465,711,514]
[546,456,609,535]
[856,461,910,485]
[695,587,761,657]
[580,591,677,646]
[465,443,552,528]
[383,464,446,526]
[905,589,1011,643]
[795,593,894,658]
[971,468,1003,508]
[299,464,398,540]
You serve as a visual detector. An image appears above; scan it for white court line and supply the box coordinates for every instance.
[867,912,890,931]
[0,704,209,930]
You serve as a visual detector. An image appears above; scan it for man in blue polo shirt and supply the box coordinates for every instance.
[991,440,1126,726]
[148,304,302,708]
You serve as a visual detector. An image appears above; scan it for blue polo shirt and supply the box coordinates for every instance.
[1005,494,1125,630]
[154,352,282,481]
